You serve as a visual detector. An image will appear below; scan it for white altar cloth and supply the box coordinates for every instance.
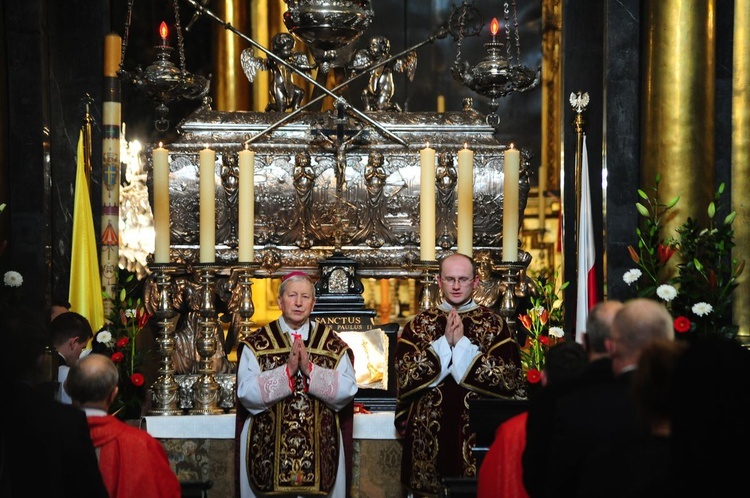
[141,411,398,440]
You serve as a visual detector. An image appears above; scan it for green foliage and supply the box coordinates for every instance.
[96,270,152,419]
[626,177,744,339]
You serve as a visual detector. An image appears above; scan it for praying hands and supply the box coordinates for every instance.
[287,336,311,377]
[444,308,465,347]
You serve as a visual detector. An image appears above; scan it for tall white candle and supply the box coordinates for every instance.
[419,144,436,261]
[152,143,170,263]
[238,148,255,262]
[457,145,474,257]
[199,146,216,263]
[503,145,520,261]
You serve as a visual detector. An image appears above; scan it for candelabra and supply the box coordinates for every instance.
[232,262,261,344]
[412,260,440,312]
[190,263,223,415]
[148,263,183,415]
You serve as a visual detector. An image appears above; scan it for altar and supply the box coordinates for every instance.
[141,412,404,498]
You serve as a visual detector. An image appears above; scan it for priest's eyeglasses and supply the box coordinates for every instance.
[440,276,474,286]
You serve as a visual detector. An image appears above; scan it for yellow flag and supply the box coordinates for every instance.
[69,129,105,332]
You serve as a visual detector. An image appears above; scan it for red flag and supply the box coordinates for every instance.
[575,136,598,344]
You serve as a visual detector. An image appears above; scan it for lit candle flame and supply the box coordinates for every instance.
[159,21,169,42]
[491,18,499,37]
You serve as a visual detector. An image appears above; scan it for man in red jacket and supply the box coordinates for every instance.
[66,353,181,498]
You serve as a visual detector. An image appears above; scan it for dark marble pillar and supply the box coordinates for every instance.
[560,0,605,334]
[3,0,109,311]
[603,0,642,301]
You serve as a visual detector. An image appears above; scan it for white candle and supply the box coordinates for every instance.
[238,148,255,262]
[503,145,520,261]
[199,146,216,263]
[457,145,474,257]
[420,144,436,261]
[152,143,170,263]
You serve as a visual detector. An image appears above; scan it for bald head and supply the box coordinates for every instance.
[609,298,674,374]
[66,353,119,407]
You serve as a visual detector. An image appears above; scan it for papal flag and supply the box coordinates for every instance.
[575,135,598,344]
[69,129,105,332]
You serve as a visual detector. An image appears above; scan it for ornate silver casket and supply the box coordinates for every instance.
[157,102,531,278]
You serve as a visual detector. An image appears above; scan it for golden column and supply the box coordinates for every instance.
[732,0,750,343]
[641,0,716,233]
[212,0,251,111]
[250,1,287,112]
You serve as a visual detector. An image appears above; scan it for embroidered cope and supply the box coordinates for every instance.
[236,320,357,498]
[395,305,526,496]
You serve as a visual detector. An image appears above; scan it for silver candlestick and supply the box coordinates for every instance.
[496,260,527,341]
[190,263,223,415]
[413,260,440,312]
[148,263,183,415]
[232,262,260,344]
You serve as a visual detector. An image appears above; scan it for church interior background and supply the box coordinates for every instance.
[1,0,749,495]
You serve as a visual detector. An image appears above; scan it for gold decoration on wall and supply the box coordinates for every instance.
[641,0,715,240]
[732,0,750,343]
[541,0,562,193]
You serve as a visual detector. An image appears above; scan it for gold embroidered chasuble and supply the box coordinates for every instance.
[394,305,526,496]
[240,321,353,495]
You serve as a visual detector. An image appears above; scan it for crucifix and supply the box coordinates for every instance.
[317,103,367,198]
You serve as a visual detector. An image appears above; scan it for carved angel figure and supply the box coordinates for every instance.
[349,36,417,111]
[240,32,315,112]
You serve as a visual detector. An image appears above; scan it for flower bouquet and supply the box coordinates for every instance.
[94,271,152,419]
[625,175,744,338]
[518,295,565,384]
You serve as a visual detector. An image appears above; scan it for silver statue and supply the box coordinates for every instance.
[349,36,417,111]
[240,32,316,112]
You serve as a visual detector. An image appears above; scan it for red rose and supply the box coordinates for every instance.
[526,369,542,384]
[111,351,125,363]
[539,335,550,346]
[674,316,691,334]
[116,337,129,348]
[130,373,145,387]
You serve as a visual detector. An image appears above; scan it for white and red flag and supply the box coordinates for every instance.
[575,135,598,344]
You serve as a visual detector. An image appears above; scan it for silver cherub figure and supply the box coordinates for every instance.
[240,32,316,112]
[349,36,417,111]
